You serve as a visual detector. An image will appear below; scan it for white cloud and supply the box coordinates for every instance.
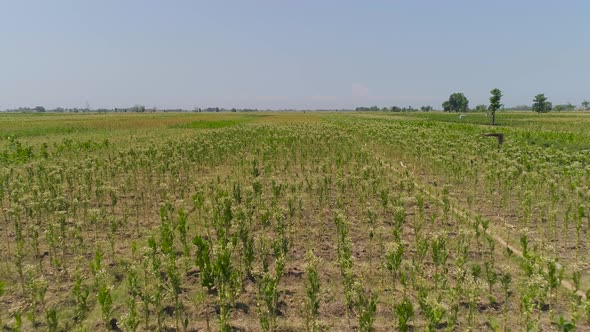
[351,83,369,97]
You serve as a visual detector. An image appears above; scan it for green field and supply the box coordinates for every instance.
[1,111,590,331]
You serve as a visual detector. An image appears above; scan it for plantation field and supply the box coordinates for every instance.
[1,111,590,331]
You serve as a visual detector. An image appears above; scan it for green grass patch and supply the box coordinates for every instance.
[170,115,262,129]
[0,125,92,140]
[172,119,245,129]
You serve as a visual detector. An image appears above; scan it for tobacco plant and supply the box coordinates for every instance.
[304,251,321,332]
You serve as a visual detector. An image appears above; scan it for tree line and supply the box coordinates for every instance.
[442,92,589,114]
[441,90,590,125]
[355,106,434,112]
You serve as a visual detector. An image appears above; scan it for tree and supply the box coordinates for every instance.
[488,88,503,125]
[442,93,469,112]
[130,105,145,112]
[553,103,575,112]
[580,100,589,110]
[510,105,531,111]
[420,106,433,112]
[442,101,451,112]
[474,105,487,112]
[532,94,552,113]
[34,106,46,112]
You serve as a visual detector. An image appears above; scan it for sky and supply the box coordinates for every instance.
[1,1,589,110]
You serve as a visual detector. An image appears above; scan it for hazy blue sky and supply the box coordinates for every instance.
[1,1,589,110]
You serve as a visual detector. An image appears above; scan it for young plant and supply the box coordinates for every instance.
[257,247,285,332]
[500,272,511,329]
[167,261,183,331]
[385,242,403,291]
[394,297,414,332]
[418,287,446,332]
[257,272,279,332]
[485,262,498,303]
[193,235,214,290]
[304,251,321,332]
[24,268,47,328]
[334,213,355,322]
[45,306,58,332]
[97,284,113,330]
[90,246,104,289]
[555,315,575,332]
[545,259,563,306]
[355,285,377,332]
[0,280,4,327]
[177,208,189,258]
[123,298,141,332]
[13,310,23,332]
[72,274,90,321]
[238,211,255,279]
[215,243,238,332]
[431,236,448,291]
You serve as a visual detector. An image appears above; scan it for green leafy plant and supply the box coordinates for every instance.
[97,284,113,329]
[394,297,414,332]
[355,286,377,332]
[72,274,90,321]
[304,251,321,332]
[45,306,58,332]
[123,298,141,332]
[193,235,214,290]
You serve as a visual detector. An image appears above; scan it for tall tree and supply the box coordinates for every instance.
[488,88,503,125]
[581,100,589,110]
[442,93,469,112]
[532,94,552,113]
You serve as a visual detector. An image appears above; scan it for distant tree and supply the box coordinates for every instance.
[420,106,433,112]
[474,104,487,112]
[553,103,575,112]
[510,105,531,111]
[442,93,469,112]
[34,106,46,112]
[391,106,402,112]
[582,100,590,110]
[488,88,503,125]
[130,105,145,112]
[532,94,552,113]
